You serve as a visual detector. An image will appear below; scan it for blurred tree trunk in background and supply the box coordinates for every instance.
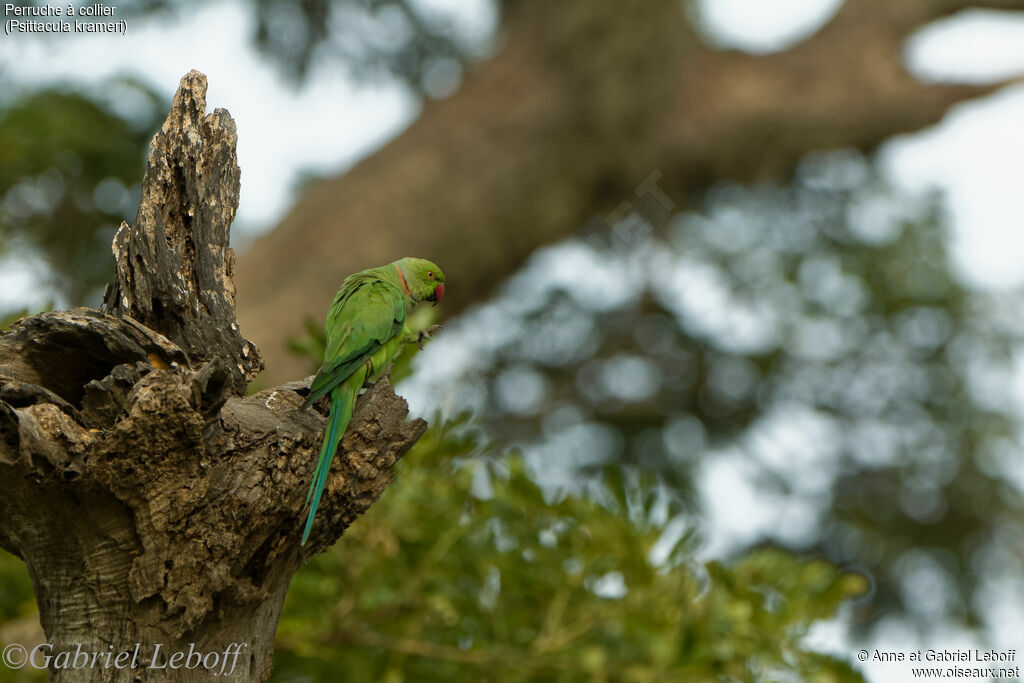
[236,0,1023,384]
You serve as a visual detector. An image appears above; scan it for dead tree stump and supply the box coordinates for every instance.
[0,70,425,682]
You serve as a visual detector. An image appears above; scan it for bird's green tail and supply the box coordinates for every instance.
[302,387,355,545]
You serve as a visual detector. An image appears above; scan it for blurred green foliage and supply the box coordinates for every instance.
[250,0,478,88]
[273,419,867,681]
[0,551,34,623]
[0,421,868,682]
[0,550,43,683]
[0,310,30,332]
[2,0,482,314]
[400,151,1024,637]
[0,77,165,308]
[1,2,1016,673]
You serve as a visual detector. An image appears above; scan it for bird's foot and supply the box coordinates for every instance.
[416,324,443,350]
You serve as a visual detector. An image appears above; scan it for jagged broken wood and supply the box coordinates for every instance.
[0,70,426,683]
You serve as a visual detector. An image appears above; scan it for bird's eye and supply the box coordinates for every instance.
[427,271,434,279]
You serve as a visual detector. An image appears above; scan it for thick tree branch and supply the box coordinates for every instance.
[0,71,425,682]
[659,1,1022,185]
[235,0,1024,385]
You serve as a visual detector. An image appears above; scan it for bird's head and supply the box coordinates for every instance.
[395,257,446,305]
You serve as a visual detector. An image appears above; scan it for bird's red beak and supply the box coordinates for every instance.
[432,282,445,306]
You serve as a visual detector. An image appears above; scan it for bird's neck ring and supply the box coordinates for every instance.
[394,263,417,301]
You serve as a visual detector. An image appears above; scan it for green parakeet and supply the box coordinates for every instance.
[300,257,446,545]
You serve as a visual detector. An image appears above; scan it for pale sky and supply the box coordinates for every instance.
[1,0,1024,310]
[2,0,1024,297]
[3,4,1024,679]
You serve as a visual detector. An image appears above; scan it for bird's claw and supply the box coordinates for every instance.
[417,324,443,350]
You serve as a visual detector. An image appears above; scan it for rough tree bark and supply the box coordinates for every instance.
[0,71,425,682]
[236,0,1024,385]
